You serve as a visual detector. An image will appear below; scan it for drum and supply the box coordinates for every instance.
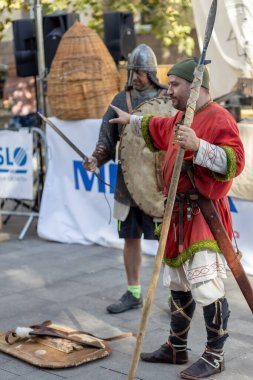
[120,97,176,218]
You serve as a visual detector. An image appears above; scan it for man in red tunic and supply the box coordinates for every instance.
[109,58,245,379]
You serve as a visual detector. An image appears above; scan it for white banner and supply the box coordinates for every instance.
[37,118,158,255]
[191,0,253,98]
[229,197,253,275]
[228,121,253,200]
[0,129,33,199]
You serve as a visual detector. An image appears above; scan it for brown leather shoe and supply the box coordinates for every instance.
[141,342,188,364]
[180,349,224,379]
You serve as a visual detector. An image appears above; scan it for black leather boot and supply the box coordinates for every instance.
[141,291,196,364]
[180,347,224,379]
[140,341,188,364]
[180,297,229,379]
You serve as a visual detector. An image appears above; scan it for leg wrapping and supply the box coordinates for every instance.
[203,297,230,350]
[169,290,196,348]
[140,290,195,365]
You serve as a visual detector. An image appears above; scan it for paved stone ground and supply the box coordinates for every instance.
[0,215,252,379]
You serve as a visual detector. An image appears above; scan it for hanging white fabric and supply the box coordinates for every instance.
[191,0,253,98]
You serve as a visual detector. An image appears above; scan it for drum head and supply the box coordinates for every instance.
[120,97,176,218]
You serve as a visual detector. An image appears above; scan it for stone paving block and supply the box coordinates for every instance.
[109,337,137,356]
[137,360,182,380]
[0,359,35,376]
[43,359,110,379]
[25,279,94,303]
[0,267,46,296]
[0,293,56,320]
[0,369,19,380]
[50,365,127,380]
[0,353,11,365]
[18,369,67,379]
[93,351,134,378]
[67,267,125,290]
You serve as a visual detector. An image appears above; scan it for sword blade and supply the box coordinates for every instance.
[38,112,88,162]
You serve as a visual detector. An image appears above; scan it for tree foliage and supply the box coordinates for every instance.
[0,0,194,55]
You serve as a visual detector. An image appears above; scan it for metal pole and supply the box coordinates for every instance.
[33,1,47,210]
[34,0,47,115]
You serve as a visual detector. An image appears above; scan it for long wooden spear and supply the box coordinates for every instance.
[127,1,218,379]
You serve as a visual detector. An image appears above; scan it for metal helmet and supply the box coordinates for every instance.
[128,44,157,72]
[126,44,167,90]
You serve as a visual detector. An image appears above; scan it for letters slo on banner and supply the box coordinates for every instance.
[0,129,33,200]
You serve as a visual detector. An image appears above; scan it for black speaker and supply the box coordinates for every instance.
[12,13,79,77]
[43,13,79,71]
[103,11,136,62]
[12,19,38,77]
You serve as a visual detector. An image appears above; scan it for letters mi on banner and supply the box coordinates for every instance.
[0,129,33,200]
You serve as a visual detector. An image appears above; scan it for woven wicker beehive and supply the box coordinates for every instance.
[47,23,120,120]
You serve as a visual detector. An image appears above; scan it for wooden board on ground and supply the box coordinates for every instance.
[0,323,112,368]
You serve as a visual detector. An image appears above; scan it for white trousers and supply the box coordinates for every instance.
[163,250,227,307]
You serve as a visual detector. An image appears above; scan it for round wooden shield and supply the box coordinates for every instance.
[120,97,176,218]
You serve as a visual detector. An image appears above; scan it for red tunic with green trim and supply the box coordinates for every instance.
[141,102,245,267]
